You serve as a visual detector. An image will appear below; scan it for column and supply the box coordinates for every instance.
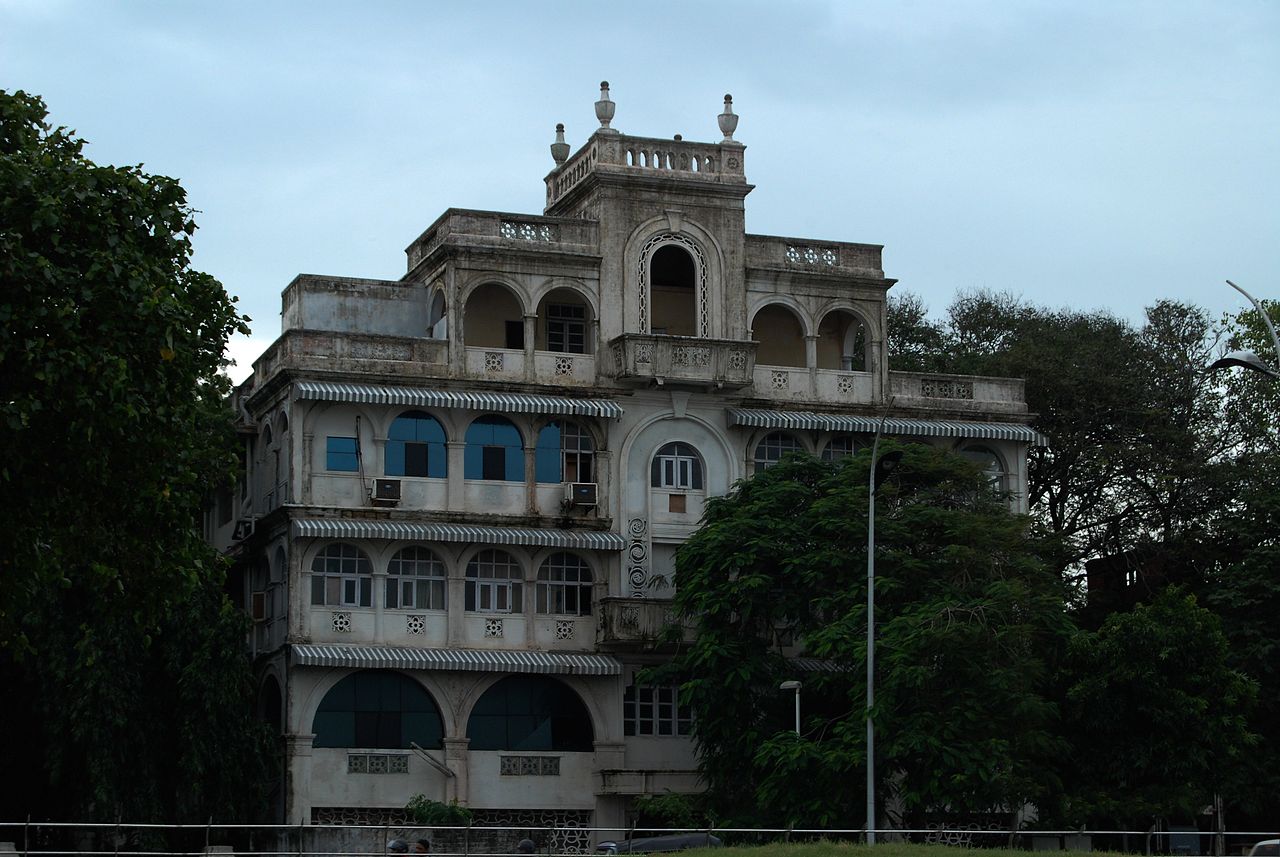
[446,440,466,511]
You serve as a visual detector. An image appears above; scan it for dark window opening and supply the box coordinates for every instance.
[546,303,587,354]
[505,320,525,350]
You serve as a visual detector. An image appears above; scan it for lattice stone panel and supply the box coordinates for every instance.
[312,807,408,826]
[921,378,974,400]
[485,618,504,638]
[466,809,593,854]
[771,370,789,389]
[555,620,575,640]
[837,375,854,395]
[331,612,352,633]
[555,356,574,376]
[485,351,505,372]
[406,615,425,635]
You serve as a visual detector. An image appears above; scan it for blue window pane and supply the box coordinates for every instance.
[465,417,523,482]
[388,412,447,478]
[326,437,359,471]
[536,424,562,483]
[386,441,406,476]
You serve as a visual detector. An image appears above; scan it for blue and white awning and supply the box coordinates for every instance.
[295,381,623,419]
[292,518,626,551]
[291,643,622,676]
[726,408,1047,446]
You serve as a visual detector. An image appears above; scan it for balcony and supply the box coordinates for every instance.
[597,597,695,650]
[609,334,757,390]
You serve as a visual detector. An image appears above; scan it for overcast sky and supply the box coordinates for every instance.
[3,0,1277,382]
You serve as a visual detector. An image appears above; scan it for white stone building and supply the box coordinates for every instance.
[209,85,1040,841]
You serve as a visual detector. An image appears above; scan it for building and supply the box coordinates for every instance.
[210,84,1041,843]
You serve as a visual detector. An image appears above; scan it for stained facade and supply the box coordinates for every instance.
[210,84,1042,838]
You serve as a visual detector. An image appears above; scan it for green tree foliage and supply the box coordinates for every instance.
[1055,589,1256,826]
[0,90,268,821]
[659,447,1072,828]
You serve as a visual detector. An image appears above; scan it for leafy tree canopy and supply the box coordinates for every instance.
[657,446,1072,828]
[0,89,267,821]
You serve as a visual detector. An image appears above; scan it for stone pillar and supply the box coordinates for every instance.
[285,733,316,825]
[805,334,819,397]
[524,442,538,515]
[446,441,466,511]
[443,737,471,805]
[447,573,466,648]
[301,431,314,504]
[523,313,538,382]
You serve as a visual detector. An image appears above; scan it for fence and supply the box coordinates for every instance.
[1,822,1277,857]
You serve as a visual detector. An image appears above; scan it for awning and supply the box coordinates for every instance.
[292,518,626,551]
[295,381,623,419]
[726,408,1047,446]
[791,657,846,673]
[291,643,622,676]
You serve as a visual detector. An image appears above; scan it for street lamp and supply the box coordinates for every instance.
[1209,280,1280,379]
[866,410,902,847]
[779,680,801,735]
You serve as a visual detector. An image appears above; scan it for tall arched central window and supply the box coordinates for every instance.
[641,234,707,338]
[651,442,703,490]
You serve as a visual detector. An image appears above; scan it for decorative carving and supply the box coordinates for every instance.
[484,351,504,372]
[728,349,748,371]
[467,809,592,854]
[349,340,412,361]
[500,221,556,242]
[638,233,708,336]
[634,341,653,364]
[612,343,625,373]
[312,807,408,826]
[485,618,504,638]
[620,606,640,628]
[627,518,649,538]
[785,244,838,266]
[771,370,789,389]
[837,375,855,395]
[921,378,974,400]
[331,612,351,633]
[555,619,575,640]
[406,614,425,635]
[555,356,574,376]
[672,345,711,366]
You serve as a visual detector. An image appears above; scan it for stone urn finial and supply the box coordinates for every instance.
[595,81,615,130]
[718,93,738,142]
[550,123,570,165]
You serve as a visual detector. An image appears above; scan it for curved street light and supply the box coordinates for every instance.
[1210,280,1280,379]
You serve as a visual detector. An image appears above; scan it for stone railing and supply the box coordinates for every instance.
[609,333,756,389]
[405,208,599,271]
[547,132,747,208]
[252,329,448,386]
[745,233,885,277]
[597,597,694,649]
[889,370,1028,415]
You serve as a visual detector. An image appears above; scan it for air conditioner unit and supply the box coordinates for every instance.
[372,478,402,504]
[563,482,598,508]
[250,591,267,623]
[232,518,255,541]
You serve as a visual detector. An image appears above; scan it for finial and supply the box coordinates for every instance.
[550,123,570,165]
[674,134,682,141]
[718,93,738,142]
[595,81,616,130]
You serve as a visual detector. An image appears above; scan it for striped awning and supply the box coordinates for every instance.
[791,657,846,673]
[292,518,626,551]
[295,381,623,419]
[726,408,1047,446]
[291,643,622,676]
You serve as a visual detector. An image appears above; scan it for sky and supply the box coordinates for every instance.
[3,0,1277,382]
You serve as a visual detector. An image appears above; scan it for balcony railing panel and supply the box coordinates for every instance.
[609,334,756,389]
[597,597,694,649]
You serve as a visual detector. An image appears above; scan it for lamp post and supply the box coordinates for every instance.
[1209,280,1280,379]
[779,680,802,735]
[866,411,902,846]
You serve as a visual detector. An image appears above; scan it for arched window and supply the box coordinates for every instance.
[754,432,804,474]
[536,553,593,616]
[464,282,524,349]
[387,411,446,478]
[648,242,698,337]
[751,304,806,368]
[465,416,523,481]
[465,549,523,613]
[816,309,868,371]
[535,421,595,484]
[821,436,859,462]
[959,446,1006,493]
[313,670,443,749]
[310,543,372,607]
[537,289,591,354]
[387,546,446,610]
[466,676,594,751]
[651,442,703,490]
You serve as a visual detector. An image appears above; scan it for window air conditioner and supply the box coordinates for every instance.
[250,591,267,623]
[563,482,598,508]
[372,478,402,504]
[232,518,255,541]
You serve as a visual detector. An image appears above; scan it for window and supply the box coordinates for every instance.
[536,553,593,616]
[545,303,587,354]
[326,436,360,471]
[465,549,523,613]
[312,670,443,749]
[535,421,595,483]
[387,411,446,478]
[623,683,692,737]
[821,436,859,462]
[310,543,373,607]
[466,676,594,751]
[651,442,703,490]
[753,432,804,474]
[465,416,523,481]
[959,446,1006,493]
[386,547,446,610]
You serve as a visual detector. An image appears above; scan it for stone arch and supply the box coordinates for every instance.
[533,282,596,353]
[460,277,529,349]
[463,675,595,751]
[750,301,809,368]
[815,304,876,372]
[310,669,446,750]
[622,217,727,338]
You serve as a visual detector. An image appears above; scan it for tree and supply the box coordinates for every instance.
[658,446,1072,828]
[1055,589,1256,827]
[0,90,268,821]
